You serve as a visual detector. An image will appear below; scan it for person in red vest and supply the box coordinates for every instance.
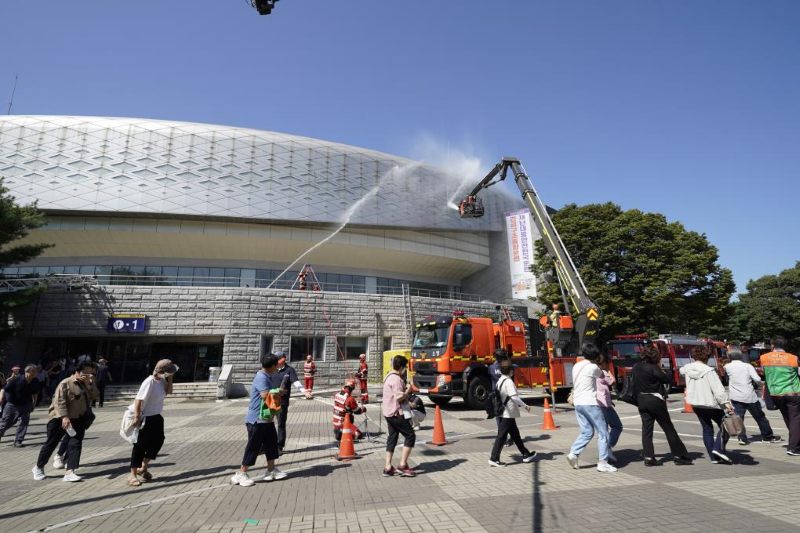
[332,380,364,441]
[760,336,800,456]
[357,354,369,403]
[302,355,316,398]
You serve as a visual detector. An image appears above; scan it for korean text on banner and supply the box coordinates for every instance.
[505,209,537,299]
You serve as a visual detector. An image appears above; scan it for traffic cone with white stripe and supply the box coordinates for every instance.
[540,398,559,430]
[681,389,694,414]
[336,415,359,461]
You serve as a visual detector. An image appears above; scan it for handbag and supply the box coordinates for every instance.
[618,371,638,405]
[722,413,745,436]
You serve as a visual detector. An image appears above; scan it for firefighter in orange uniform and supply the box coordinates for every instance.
[302,355,316,398]
[332,380,364,441]
[357,354,369,403]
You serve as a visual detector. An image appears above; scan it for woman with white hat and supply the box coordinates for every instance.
[127,359,177,487]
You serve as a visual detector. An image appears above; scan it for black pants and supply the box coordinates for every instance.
[37,417,86,471]
[93,384,106,407]
[131,414,165,469]
[774,395,800,451]
[0,403,31,444]
[637,394,688,458]
[490,417,529,462]
[385,415,415,452]
[276,404,289,449]
[242,422,279,466]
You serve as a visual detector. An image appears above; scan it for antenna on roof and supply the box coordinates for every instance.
[6,74,18,115]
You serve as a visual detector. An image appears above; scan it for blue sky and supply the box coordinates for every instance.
[1,1,798,295]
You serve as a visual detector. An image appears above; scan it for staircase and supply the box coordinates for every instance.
[103,382,219,404]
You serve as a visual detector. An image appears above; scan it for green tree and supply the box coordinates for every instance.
[531,202,735,339]
[0,178,54,341]
[734,262,800,351]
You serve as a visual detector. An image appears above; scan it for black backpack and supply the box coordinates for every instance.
[485,377,511,419]
[618,370,638,405]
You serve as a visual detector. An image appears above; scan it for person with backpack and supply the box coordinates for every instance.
[633,346,692,466]
[488,359,537,467]
[565,344,616,473]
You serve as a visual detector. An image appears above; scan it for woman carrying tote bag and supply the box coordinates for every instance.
[680,346,737,465]
[127,359,177,487]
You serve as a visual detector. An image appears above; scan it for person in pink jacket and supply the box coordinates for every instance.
[596,353,623,463]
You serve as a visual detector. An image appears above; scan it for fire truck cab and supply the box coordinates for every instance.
[654,334,720,388]
[410,311,530,409]
[606,334,650,387]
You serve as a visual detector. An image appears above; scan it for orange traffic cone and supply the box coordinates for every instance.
[540,398,559,430]
[336,415,359,461]
[428,405,450,446]
[681,389,694,414]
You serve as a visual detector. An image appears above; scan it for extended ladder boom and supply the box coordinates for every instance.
[459,157,601,348]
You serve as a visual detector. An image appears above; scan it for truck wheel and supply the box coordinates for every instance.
[465,375,491,410]
[430,396,452,407]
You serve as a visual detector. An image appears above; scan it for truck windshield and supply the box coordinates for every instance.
[609,342,644,367]
[413,325,450,348]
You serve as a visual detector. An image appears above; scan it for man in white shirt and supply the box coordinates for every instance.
[724,348,781,445]
[565,344,617,473]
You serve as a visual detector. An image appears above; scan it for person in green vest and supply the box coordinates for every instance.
[760,336,800,456]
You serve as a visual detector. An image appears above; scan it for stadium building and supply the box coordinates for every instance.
[0,116,541,390]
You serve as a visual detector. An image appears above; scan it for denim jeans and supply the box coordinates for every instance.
[600,406,623,449]
[693,407,729,460]
[731,400,773,440]
[570,404,609,461]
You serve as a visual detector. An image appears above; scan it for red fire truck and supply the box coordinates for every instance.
[654,334,720,388]
[606,334,650,386]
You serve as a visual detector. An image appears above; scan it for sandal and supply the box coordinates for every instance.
[136,469,153,481]
[127,477,142,487]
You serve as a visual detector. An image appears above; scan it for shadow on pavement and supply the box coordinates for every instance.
[414,458,467,473]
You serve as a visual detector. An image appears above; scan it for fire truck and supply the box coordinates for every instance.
[606,334,650,386]
[410,310,532,408]
[411,157,602,407]
[654,334,720,388]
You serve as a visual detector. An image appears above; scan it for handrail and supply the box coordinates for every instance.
[0,274,487,302]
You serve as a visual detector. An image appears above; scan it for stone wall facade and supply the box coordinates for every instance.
[4,286,529,387]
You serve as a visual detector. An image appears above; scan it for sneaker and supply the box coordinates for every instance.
[53,455,65,469]
[711,450,732,464]
[596,462,618,473]
[383,466,398,477]
[522,451,537,463]
[397,464,416,477]
[264,468,287,481]
[62,472,82,482]
[488,459,507,467]
[644,458,662,467]
[230,472,255,487]
[504,440,513,448]
[786,449,800,456]
[13,441,24,448]
[738,438,748,446]
[32,466,46,481]
[607,450,617,463]
[566,453,579,470]
[412,425,421,431]
[765,435,783,444]
[673,456,693,466]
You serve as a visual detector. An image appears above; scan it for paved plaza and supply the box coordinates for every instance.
[1,391,799,533]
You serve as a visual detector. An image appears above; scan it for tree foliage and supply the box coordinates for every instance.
[733,262,800,352]
[0,178,54,340]
[532,202,735,340]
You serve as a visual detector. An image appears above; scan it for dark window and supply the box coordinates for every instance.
[336,337,368,360]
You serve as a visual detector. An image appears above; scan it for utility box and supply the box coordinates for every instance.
[382,350,413,381]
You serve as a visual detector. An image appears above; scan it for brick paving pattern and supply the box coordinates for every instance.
[1,391,798,533]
